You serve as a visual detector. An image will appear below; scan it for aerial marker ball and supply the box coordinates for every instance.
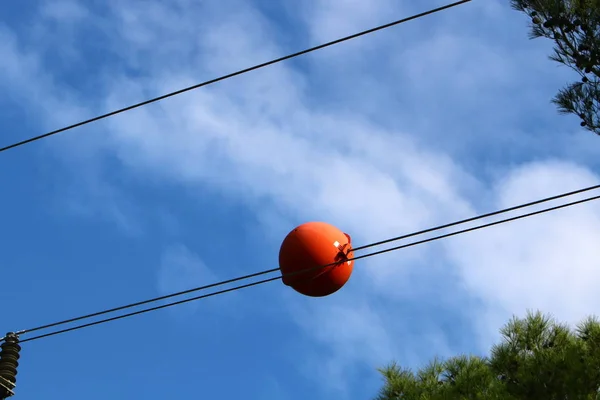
[278,221,354,297]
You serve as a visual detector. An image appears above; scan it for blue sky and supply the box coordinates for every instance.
[2,0,600,399]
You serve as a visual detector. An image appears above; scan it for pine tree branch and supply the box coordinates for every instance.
[511,0,600,136]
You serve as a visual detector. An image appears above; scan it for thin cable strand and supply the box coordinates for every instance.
[20,277,281,343]
[0,0,471,153]
[14,183,599,337]
[352,183,600,251]
[17,267,280,335]
[19,193,600,343]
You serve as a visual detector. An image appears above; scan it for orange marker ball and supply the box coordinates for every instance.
[278,221,354,297]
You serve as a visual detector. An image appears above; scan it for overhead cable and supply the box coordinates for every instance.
[13,183,599,339]
[0,0,471,153]
[15,189,600,343]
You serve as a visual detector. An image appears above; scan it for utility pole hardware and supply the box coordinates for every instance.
[0,333,20,399]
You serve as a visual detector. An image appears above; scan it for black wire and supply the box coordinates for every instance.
[14,183,600,338]
[20,277,281,343]
[17,267,280,335]
[13,183,600,338]
[352,184,600,251]
[349,193,600,262]
[0,0,594,346]
[18,192,600,343]
[0,0,471,154]
[3,0,472,338]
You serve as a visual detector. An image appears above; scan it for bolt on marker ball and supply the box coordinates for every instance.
[278,221,354,297]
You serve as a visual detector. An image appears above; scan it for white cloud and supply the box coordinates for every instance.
[286,292,457,388]
[300,0,399,44]
[158,244,215,294]
[60,173,143,235]
[157,244,217,316]
[40,0,88,21]
[2,0,600,397]
[293,301,396,393]
[445,162,600,347]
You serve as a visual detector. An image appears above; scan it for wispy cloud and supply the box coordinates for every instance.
[158,244,215,296]
[445,160,600,349]
[2,0,600,398]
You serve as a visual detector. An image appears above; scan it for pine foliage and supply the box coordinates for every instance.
[512,0,600,135]
[376,311,600,400]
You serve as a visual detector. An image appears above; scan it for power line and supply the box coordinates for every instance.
[12,183,599,339]
[2,0,473,337]
[352,183,600,251]
[16,189,600,344]
[20,277,280,343]
[17,267,280,336]
[0,0,471,154]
